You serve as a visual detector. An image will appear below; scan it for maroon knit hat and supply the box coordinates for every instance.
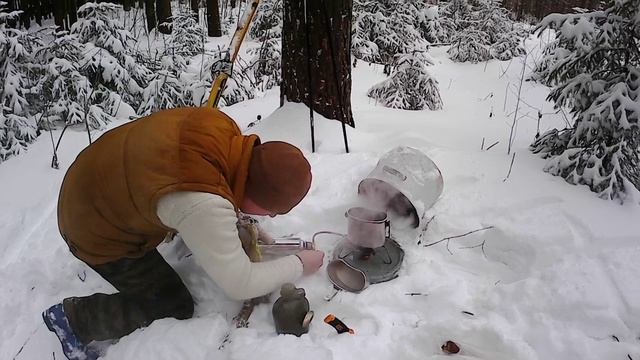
[245,141,312,214]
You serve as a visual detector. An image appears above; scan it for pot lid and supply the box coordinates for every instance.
[330,237,404,287]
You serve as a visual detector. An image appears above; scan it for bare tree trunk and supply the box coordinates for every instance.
[281,0,354,127]
[156,0,172,34]
[53,0,66,30]
[206,0,221,37]
[144,0,156,31]
[68,0,78,27]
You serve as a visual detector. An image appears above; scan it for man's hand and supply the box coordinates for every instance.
[295,250,325,276]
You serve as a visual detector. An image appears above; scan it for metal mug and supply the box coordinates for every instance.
[344,207,390,248]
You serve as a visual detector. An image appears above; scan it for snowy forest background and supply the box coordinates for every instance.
[1,0,639,203]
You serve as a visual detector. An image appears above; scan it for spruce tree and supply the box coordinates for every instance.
[139,8,205,115]
[441,0,525,63]
[352,0,430,65]
[367,53,443,111]
[248,0,282,91]
[531,0,640,202]
[71,2,150,116]
[33,31,99,127]
[0,3,39,161]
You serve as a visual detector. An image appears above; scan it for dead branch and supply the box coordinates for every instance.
[508,52,529,155]
[485,141,499,151]
[77,270,86,282]
[460,239,488,258]
[423,226,495,254]
[503,152,516,182]
[417,215,436,245]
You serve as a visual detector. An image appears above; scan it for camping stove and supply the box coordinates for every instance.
[332,236,404,285]
[316,208,405,294]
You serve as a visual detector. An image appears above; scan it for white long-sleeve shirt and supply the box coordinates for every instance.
[156,191,303,300]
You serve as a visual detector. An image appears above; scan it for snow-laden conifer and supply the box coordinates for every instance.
[530,0,640,202]
[71,2,150,112]
[447,28,491,63]
[417,5,449,44]
[352,0,430,65]
[247,37,281,91]
[441,0,525,63]
[0,3,39,161]
[138,55,185,115]
[139,8,204,115]
[249,0,282,40]
[32,31,103,127]
[247,0,282,92]
[167,9,205,58]
[367,53,443,111]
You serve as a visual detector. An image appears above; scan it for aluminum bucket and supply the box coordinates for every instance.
[358,146,443,229]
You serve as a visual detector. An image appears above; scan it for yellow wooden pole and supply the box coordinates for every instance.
[206,0,260,108]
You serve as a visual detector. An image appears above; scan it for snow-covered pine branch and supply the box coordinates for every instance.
[72,2,150,109]
[352,0,430,65]
[33,31,96,127]
[441,0,525,63]
[246,0,282,92]
[249,0,282,40]
[530,0,640,202]
[139,8,205,115]
[0,4,39,161]
[367,53,443,111]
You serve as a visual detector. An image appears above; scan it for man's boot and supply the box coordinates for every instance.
[42,303,99,360]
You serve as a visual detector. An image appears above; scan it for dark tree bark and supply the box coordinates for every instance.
[53,0,66,30]
[68,0,78,27]
[123,0,132,11]
[190,0,199,14]
[156,0,172,34]
[281,0,354,128]
[206,0,221,37]
[144,0,156,31]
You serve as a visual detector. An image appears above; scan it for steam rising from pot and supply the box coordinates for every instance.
[358,179,419,229]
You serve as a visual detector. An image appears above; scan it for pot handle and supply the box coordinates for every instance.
[385,220,391,238]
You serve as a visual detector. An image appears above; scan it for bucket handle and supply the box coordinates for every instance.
[383,165,407,181]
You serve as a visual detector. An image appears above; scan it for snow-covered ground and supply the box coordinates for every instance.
[2,37,640,360]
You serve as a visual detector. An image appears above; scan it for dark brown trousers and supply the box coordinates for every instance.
[63,250,194,343]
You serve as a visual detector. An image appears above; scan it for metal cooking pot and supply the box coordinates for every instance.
[358,146,444,230]
[345,207,390,248]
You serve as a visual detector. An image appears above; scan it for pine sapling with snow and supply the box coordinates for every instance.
[530,0,640,202]
[247,0,282,92]
[139,8,205,115]
[441,0,525,63]
[138,55,186,115]
[352,0,430,65]
[247,37,281,92]
[367,53,443,111]
[33,31,100,127]
[249,0,282,40]
[417,5,449,44]
[71,2,150,115]
[0,4,40,161]
[447,28,491,63]
[167,8,205,58]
